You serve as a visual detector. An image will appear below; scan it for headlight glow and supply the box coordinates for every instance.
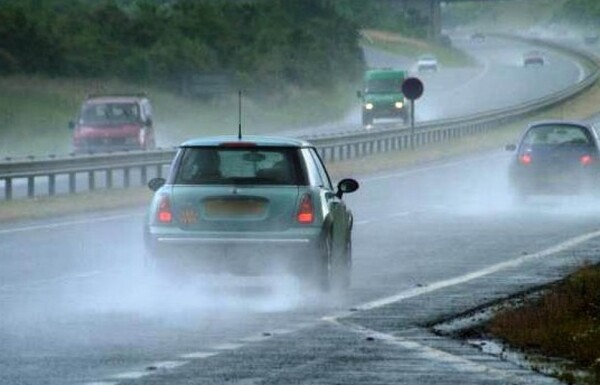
[395,101,404,109]
[365,103,374,110]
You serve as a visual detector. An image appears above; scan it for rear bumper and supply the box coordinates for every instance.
[510,169,597,194]
[144,227,323,274]
[157,237,311,245]
[145,226,322,255]
[364,107,407,119]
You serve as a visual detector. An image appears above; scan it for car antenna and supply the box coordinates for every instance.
[238,90,242,140]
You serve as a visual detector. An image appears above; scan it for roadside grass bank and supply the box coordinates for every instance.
[487,264,600,385]
[1,78,599,223]
[361,29,475,68]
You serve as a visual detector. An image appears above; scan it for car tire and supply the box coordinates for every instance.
[315,231,350,292]
[339,236,352,290]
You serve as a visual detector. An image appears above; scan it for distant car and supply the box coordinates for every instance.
[470,32,486,42]
[69,94,156,153]
[143,135,359,291]
[506,121,600,201]
[522,50,545,67]
[417,54,438,72]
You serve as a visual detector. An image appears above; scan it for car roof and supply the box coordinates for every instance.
[365,68,405,79]
[85,94,147,104]
[528,120,591,129]
[180,135,314,148]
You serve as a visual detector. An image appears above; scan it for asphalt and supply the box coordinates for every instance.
[122,225,600,385]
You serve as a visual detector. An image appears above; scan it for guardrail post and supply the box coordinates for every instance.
[141,166,148,185]
[124,167,130,188]
[89,171,95,191]
[28,176,35,198]
[326,148,331,162]
[106,169,113,189]
[5,178,12,201]
[69,172,76,194]
[49,174,56,196]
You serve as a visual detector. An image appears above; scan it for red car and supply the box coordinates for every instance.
[70,94,156,153]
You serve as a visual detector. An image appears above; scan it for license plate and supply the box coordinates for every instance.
[204,199,266,218]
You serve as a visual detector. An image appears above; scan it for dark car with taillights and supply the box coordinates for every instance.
[506,121,600,200]
[144,135,359,291]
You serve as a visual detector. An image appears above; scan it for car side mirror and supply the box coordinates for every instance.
[336,178,359,198]
[68,120,75,130]
[148,177,166,192]
[356,90,362,98]
[505,144,517,151]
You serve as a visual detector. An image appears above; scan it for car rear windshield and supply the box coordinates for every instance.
[521,124,594,147]
[173,146,306,186]
[80,102,140,125]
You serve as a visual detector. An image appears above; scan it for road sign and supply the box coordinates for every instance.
[402,77,424,149]
[402,77,424,100]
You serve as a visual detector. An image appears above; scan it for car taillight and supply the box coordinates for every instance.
[519,153,532,165]
[297,194,314,224]
[157,195,173,223]
[581,155,593,166]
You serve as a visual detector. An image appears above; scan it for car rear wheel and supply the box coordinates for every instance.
[315,232,350,292]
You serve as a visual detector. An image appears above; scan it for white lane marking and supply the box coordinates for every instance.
[212,342,246,351]
[355,211,411,226]
[112,371,148,380]
[435,56,492,99]
[239,335,272,343]
[575,59,586,82]
[180,352,219,359]
[329,320,528,383]
[0,214,141,235]
[85,382,117,385]
[324,228,600,322]
[0,270,102,291]
[361,153,504,183]
[111,361,187,380]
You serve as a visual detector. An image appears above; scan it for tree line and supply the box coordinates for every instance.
[560,0,600,27]
[0,0,369,94]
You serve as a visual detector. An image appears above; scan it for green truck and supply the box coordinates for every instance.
[357,69,408,126]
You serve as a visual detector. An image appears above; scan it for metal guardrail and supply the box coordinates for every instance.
[1,36,598,201]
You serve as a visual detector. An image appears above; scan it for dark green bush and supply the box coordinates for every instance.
[0,0,365,95]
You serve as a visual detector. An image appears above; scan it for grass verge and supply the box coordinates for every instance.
[361,29,475,68]
[486,264,600,384]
